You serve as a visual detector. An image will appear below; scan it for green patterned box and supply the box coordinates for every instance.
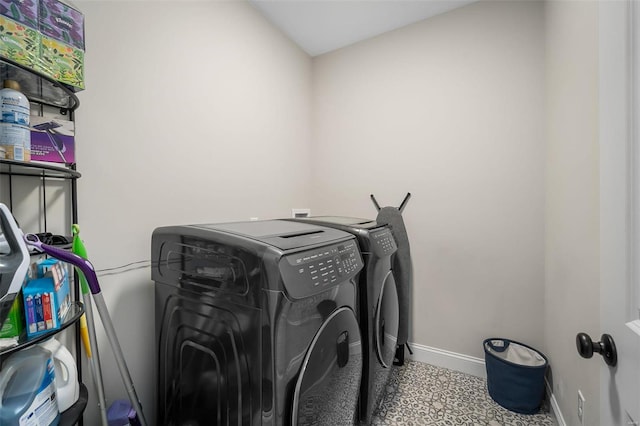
[0,294,25,339]
[37,34,84,90]
[0,14,40,70]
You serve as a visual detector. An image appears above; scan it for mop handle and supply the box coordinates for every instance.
[72,226,109,425]
[81,290,109,426]
[92,292,148,426]
[25,235,101,294]
[25,235,148,426]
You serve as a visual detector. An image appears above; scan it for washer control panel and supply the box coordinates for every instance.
[280,239,364,299]
[371,228,397,257]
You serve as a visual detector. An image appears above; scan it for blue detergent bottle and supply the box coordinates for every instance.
[0,345,60,425]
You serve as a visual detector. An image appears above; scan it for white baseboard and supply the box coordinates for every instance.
[407,341,566,425]
[546,380,567,426]
[407,341,487,378]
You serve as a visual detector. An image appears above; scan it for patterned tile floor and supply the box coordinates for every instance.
[371,361,556,426]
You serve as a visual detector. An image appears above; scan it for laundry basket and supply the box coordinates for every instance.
[483,338,548,414]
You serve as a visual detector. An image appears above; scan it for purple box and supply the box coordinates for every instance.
[30,115,75,164]
[38,0,84,50]
[0,0,38,30]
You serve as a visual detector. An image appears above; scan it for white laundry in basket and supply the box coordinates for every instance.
[485,340,546,367]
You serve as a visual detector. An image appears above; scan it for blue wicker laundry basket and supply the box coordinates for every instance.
[483,338,548,414]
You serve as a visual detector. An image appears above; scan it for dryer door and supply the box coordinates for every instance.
[291,307,363,426]
[375,270,400,368]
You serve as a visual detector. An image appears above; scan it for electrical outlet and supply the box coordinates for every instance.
[578,390,585,425]
[291,208,310,218]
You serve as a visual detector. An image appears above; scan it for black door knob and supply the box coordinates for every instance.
[576,332,617,367]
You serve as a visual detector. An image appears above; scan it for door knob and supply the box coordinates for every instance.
[576,332,617,367]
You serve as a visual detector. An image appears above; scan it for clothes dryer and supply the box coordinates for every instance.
[374,206,413,366]
[152,220,364,426]
[284,216,399,424]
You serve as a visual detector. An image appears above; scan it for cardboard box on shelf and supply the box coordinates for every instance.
[36,258,71,320]
[0,294,25,338]
[30,114,75,163]
[23,258,70,338]
[0,0,38,30]
[23,277,58,337]
[38,0,84,50]
[0,294,25,348]
[36,35,84,90]
[0,14,40,71]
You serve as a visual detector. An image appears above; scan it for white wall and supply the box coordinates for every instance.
[43,1,604,424]
[74,1,312,423]
[545,1,600,425]
[311,0,546,359]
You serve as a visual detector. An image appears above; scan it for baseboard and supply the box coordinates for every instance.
[407,342,567,424]
[546,380,567,426]
[407,342,487,378]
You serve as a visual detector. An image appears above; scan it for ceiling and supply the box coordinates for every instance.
[248,0,477,57]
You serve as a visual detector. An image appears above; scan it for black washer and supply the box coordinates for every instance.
[153,220,364,426]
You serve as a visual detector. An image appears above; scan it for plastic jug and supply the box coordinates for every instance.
[0,345,60,426]
[39,338,79,412]
[0,79,31,161]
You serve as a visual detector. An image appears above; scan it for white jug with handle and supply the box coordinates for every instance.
[39,338,79,412]
[0,345,59,425]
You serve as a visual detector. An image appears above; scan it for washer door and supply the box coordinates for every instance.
[375,270,400,368]
[291,307,363,426]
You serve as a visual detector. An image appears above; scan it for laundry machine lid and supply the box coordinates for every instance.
[193,220,352,251]
[288,217,397,256]
[295,216,383,230]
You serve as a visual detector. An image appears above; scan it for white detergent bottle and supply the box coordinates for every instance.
[39,338,79,412]
[0,345,60,426]
[0,79,30,161]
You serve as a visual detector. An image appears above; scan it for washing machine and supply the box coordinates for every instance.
[152,220,364,426]
[284,216,399,424]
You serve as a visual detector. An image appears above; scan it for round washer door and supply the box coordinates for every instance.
[291,306,363,426]
[375,270,400,367]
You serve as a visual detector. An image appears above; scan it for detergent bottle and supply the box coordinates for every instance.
[0,79,30,161]
[39,338,79,412]
[0,345,60,426]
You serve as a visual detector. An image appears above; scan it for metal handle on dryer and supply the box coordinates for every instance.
[337,331,349,368]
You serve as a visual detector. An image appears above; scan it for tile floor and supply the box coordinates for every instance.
[371,360,556,426]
